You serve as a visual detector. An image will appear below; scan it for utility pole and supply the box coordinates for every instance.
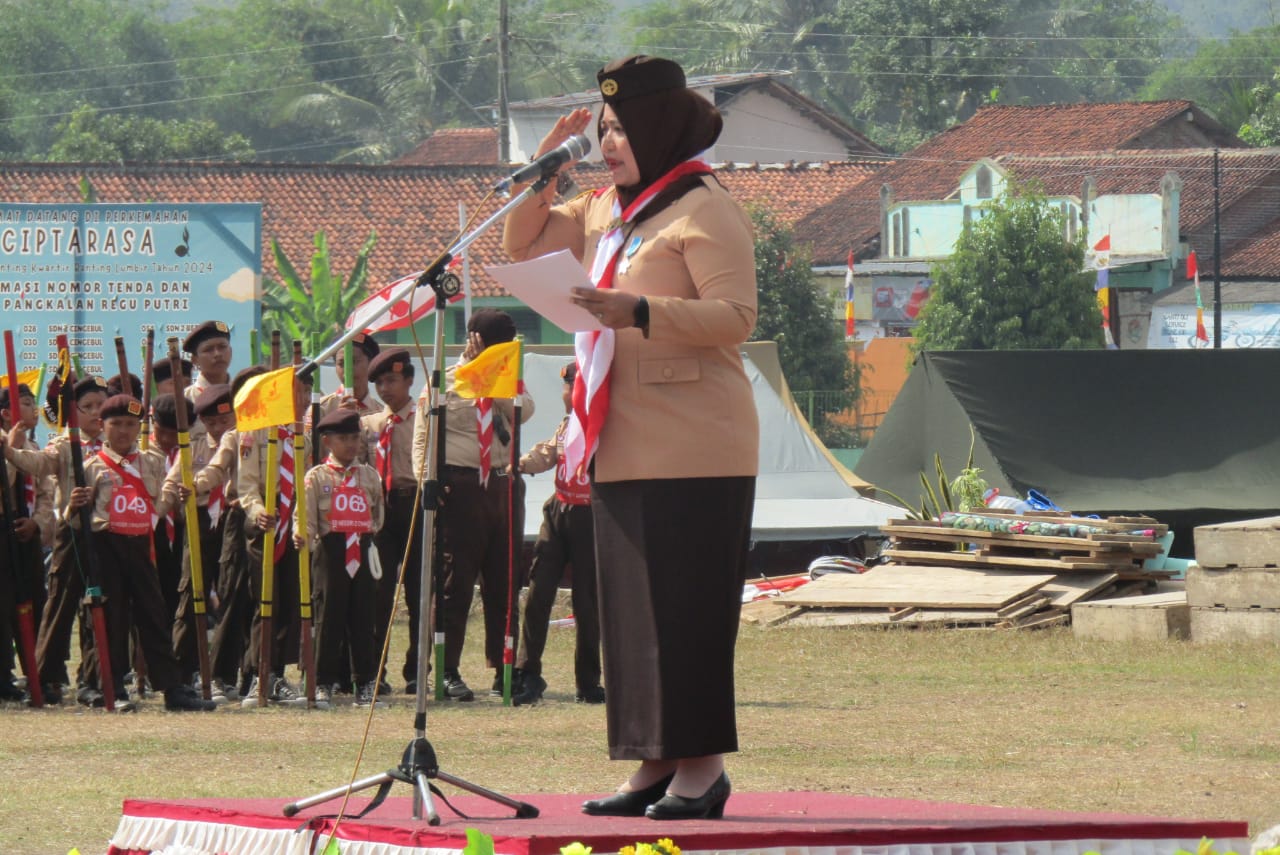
[497,0,510,164]
[1213,148,1222,348]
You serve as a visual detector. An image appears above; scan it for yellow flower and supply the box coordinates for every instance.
[561,844,593,855]
[656,838,681,855]
[636,844,656,855]
[620,846,636,855]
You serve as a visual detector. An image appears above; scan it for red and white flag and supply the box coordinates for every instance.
[1188,251,1209,344]
[345,263,464,334]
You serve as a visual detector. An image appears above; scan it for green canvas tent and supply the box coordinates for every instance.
[855,349,1280,540]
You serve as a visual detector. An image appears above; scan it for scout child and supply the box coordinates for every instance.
[237,367,312,708]
[318,333,381,418]
[183,321,234,401]
[360,348,419,693]
[167,383,237,700]
[150,393,194,622]
[66,394,215,712]
[151,357,193,396]
[297,408,385,708]
[0,383,54,702]
[5,375,110,705]
[512,361,603,706]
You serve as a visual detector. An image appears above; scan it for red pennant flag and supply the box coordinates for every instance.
[1186,250,1198,280]
[1093,234,1111,252]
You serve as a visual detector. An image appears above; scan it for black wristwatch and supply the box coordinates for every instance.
[633,296,650,329]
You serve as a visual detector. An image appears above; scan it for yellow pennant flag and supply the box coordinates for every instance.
[1,367,42,395]
[233,365,296,431]
[454,340,521,399]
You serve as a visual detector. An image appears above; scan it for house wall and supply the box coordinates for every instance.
[716,89,850,163]
[1090,195,1165,255]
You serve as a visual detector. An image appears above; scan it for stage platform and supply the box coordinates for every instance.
[107,791,1250,855]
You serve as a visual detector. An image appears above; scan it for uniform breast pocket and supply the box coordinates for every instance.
[638,357,700,385]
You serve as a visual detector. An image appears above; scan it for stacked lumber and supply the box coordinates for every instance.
[881,510,1170,580]
[743,510,1171,630]
[1188,515,1280,642]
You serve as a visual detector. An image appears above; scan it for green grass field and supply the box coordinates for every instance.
[2,619,1278,854]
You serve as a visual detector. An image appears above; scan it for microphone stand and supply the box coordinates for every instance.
[283,176,549,825]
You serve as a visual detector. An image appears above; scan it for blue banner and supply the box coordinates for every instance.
[0,203,260,378]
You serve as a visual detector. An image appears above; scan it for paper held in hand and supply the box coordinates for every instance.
[484,249,605,334]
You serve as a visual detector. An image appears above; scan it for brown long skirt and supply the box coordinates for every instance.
[591,476,755,760]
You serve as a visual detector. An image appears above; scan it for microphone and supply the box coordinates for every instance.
[495,135,592,194]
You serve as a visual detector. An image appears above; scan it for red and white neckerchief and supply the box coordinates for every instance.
[207,477,224,529]
[475,398,493,486]
[163,446,179,547]
[96,450,159,536]
[273,427,295,562]
[376,407,411,492]
[22,471,35,517]
[81,434,103,457]
[563,158,713,478]
[324,458,372,577]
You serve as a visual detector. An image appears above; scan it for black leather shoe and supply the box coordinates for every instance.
[645,772,730,820]
[442,671,474,702]
[76,686,105,708]
[512,673,547,706]
[403,680,417,696]
[582,773,674,817]
[575,685,606,704]
[164,685,217,712]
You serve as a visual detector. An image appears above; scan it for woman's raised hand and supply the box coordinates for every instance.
[535,107,594,160]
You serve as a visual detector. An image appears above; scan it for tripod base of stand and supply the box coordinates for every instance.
[282,738,538,824]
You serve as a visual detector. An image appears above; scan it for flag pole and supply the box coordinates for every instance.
[140,329,154,452]
[293,339,317,707]
[167,336,213,700]
[502,338,524,706]
[256,331,283,707]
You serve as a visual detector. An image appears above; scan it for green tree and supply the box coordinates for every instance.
[748,205,859,445]
[914,184,1103,351]
[1142,25,1280,131]
[47,104,253,161]
[261,230,376,361]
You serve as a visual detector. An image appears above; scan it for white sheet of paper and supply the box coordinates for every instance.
[484,249,603,333]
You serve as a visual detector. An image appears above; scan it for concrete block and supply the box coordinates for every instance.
[1071,592,1190,642]
[1194,516,1280,569]
[1187,565,1280,609]
[1191,606,1280,643]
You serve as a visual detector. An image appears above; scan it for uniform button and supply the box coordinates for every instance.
[662,366,673,379]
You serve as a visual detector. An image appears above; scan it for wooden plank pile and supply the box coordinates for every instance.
[743,510,1172,630]
[1188,515,1280,642]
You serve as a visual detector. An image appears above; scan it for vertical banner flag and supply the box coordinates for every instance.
[844,250,856,341]
[1188,251,1209,344]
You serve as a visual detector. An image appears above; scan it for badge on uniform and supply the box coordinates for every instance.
[619,235,643,275]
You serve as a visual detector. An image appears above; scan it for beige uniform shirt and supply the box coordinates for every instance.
[81,446,174,532]
[518,421,563,477]
[361,401,418,490]
[162,430,225,508]
[298,457,385,543]
[236,426,312,525]
[8,430,106,517]
[410,364,535,476]
[3,432,56,547]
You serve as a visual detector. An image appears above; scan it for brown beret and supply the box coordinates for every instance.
[151,357,193,384]
[342,333,381,362]
[151,393,195,431]
[597,55,686,105]
[368,347,412,381]
[73,376,110,401]
[100,394,145,420]
[316,407,361,435]
[194,384,234,418]
[182,320,231,354]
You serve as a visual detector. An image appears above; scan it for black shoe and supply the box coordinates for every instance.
[645,772,731,820]
[490,668,525,697]
[41,683,63,705]
[76,686,105,708]
[582,773,675,817]
[377,679,394,697]
[403,680,417,695]
[164,685,217,712]
[512,673,547,706]
[576,685,606,704]
[442,671,474,702]
[0,681,23,701]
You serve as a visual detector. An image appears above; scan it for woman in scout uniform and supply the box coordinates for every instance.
[297,408,385,708]
[504,55,758,820]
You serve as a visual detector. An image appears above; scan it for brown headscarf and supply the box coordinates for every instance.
[596,55,723,212]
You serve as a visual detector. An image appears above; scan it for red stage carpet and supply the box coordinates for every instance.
[107,791,1249,855]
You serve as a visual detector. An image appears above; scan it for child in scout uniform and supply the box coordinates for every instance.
[4,375,110,705]
[151,357,193,396]
[512,361,603,706]
[297,408,385,708]
[150,393,194,624]
[183,321,234,403]
[167,383,237,700]
[65,394,215,712]
[237,367,313,708]
[360,347,421,693]
[0,384,55,702]
[317,333,381,419]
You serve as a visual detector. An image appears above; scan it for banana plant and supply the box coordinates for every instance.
[260,229,376,361]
